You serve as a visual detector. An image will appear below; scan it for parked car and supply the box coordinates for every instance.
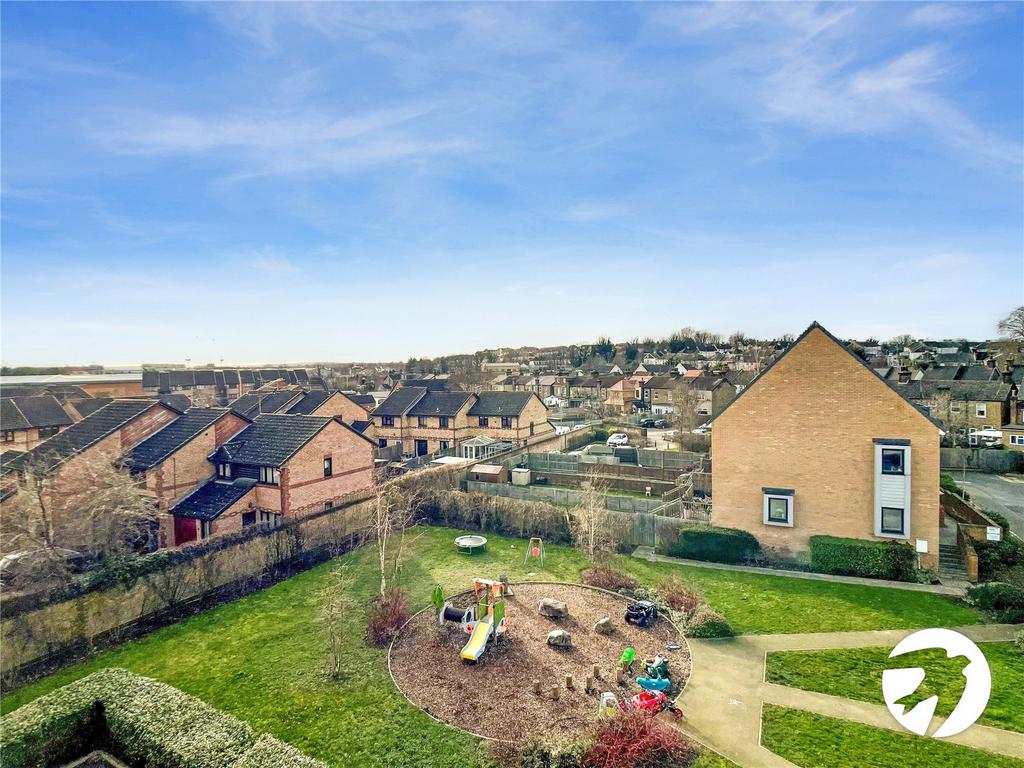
[639,418,657,428]
[654,419,670,429]
[692,424,711,435]
[606,433,629,447]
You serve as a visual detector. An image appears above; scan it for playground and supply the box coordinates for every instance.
[388,581,688,741]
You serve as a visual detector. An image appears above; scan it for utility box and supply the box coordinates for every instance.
[511,468,532,486]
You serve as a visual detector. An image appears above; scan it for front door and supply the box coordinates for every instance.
[174,515,197,545]
[415,439,429,456]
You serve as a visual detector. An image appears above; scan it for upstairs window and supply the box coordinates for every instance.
[881,449,905,475]
[323,456,332,477]
[501,416,513,428]
[976,403,987,418]
[217,463,231,478]
[381,415,395,427]
[38,426,60,439]
[479,416,489,427]
[418,416,428,427]
[259,466,280,485]
[1,431,14,443]
[439,416,449,429]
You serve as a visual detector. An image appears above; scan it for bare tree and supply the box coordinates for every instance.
[566,480,612,560]
[1,455,156,589]
[371,483,417,596]
[670,383,705,435]
[319,564,357,678]
[997,307,1024,341]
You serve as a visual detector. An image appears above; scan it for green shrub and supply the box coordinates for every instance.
[663,526,762,564]
[966,582,1024,623]
[940,473,970,501]
[0,668,327,768]
[686,607,733,638]
[809,536,917,581]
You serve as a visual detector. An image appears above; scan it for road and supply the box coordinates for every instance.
[953,470,1024,539]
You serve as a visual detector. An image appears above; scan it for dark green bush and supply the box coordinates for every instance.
[686,607,733,638]
[809,536,917,581]
[940,473,970,501]
[967,582,1024,623]
[663,526,762,564]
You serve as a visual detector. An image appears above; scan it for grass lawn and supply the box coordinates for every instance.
[761,705,1024,768]
[617,556,979,635]
[766,642,1024,733]
[0,527,984,767]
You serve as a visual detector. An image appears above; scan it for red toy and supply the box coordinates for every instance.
[621,690,682,719]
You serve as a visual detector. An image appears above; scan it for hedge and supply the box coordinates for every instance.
[966,582,1024,623]
[662,526,762,564]
[809,536,917,581]
[0,668,327,768]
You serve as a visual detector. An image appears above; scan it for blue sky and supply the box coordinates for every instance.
[2,2,1022,366]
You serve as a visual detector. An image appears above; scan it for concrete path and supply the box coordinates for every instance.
[676,624,1021,768]
[632,547,969,595]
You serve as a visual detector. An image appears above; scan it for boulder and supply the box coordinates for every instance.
[594,616,613,635]
[547,629,572,648]
[538,598,569,619]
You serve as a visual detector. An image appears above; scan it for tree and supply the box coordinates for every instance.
[371,484,417,596]
[670,383,705,435]
[319,564,357,678]
[1,455,157,588]
[593,337,615,362]
[997,307,1024,341]
[887,334,914,349]
[624,340,639,363]
[566,480,613,560]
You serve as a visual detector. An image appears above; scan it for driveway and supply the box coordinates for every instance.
[954,471,1024,539]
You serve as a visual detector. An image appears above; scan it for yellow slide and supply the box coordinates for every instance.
[461,616,493,662]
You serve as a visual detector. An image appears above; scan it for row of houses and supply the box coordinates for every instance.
[371,388,555,457]
[0,385,383,550]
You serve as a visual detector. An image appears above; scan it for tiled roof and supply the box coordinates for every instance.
[229,390,303,418]
[347,393,376,408]
[70,397,114,418]
[286,391,334,415]
[372,387,427,417]
[468,392,535,416]
[0,395,73,430]
[958,365,1000,382]
[408,391,473,417]
[350,420,372,434]
[211,414,333,467]
[401,379,449,391]
[904,380,1014,403]
[3,400,176,476]
[172,478,257,521]
[125,408,243,470]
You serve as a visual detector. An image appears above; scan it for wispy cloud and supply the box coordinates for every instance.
[563,202,628,223]
[652,3,1022,170]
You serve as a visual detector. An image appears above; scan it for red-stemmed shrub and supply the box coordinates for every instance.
[581,709,698,768]
[658,576,703,616]
[367,588,410,647]
[581,566,639,593]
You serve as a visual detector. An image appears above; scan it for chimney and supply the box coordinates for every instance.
[898,366,911,385]
[1002,357,1016,384]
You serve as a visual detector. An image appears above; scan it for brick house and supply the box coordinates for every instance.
[371,389,554,456]
[711,323,942,570]
[0,400,183,549]
[1,395,73,452]
[286,390,371,423]
[900,379,1016,445]
[121,408,251,547]
[170,414,376,545]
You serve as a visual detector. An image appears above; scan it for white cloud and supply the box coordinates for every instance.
[564,202,628,223]
[906,4,977,28]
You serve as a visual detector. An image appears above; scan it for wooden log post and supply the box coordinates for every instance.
[532,679,542,695]
[565,674,574,690]
[616,668,625,686]
[592,664,601,680]
[585,676,596,694]
[551,685,560,701]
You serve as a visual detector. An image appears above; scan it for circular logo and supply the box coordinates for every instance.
[882,628,991,738]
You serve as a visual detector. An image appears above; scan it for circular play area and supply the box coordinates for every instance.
[388,581,688,741]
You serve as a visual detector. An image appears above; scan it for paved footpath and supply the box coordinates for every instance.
[675,624,1022,768]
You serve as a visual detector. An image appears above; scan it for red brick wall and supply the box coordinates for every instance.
[282,421,375,515]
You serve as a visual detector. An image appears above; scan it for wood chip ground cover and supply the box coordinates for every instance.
[389,583,687,741]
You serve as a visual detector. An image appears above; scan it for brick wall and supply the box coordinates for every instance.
[712,327,941,569]
[282,421,375,514]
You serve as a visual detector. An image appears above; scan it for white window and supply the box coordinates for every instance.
[762,489,794,527]
[976,403,987,418]
[949,402,962,413]
[1010,435,1024,446]
[200,520,213,539]
[874,441,911,539]
[217,463,231,478]
[259,466,280,485]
